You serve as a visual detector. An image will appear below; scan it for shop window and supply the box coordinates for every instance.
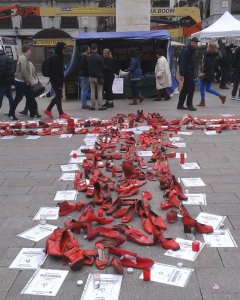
[0,10,13,29]
[231,0,240,14]
[61,17,79,28]
[22,16,42,29]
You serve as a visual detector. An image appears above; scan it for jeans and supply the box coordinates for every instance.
[178,75,195,107]
[200,81,221,101]
[130,80,140,98]
[9,80,35,116]
[79,76,89,106]
[0,84,14,109]
[89,77,103,110]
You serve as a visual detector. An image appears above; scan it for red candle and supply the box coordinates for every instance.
[169,133,173,139]
[72,153,78,158]
[98,208,103,217]
[179,153,185,164]
[143,268,151,281]
[192,241,200,252]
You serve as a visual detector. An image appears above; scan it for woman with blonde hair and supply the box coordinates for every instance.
[103,48,114,108]
[197,42,226,106]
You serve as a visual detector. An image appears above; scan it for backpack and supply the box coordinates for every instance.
[41,56,52,77]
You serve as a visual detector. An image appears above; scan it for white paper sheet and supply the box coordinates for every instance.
[137,125,150,131]
[196,212,226,230]
[137,151,153,157]
[181,177,206,187]
[175,153,187,159]
[183,194,207,205]
[164,238,204,261]
[69,156,86,164]
[1,136,15,139]
[18,224,57,242]
[139,262,193,287]
[33,207,59,221]
[60,164,79,172]
[59,134,72,138]
[179,131,193,135]
[9,248,47,269]
[69,150,84,156]
[169,136,182,142]
[204,130,217,135]
[25,136,40,140]
[172,142,186,148]
[77,145,94,151]
[81,273,123,300]
[54,190,78,201]
[21,269,68,296]
[112,77,124,94]
[180,162,200,170]
[203,229,238,247]
[58,173,75,181]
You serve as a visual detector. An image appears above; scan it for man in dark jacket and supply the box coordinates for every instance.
[0,45,15,111]
[44,42,69,119]
[177,37,199,111]
[77,44,90,109]
[231,46,240,100]
[87,43,106,110]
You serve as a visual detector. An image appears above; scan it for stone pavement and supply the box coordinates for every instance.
[1,84,240,300]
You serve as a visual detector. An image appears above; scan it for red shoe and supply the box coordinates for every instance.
[118,185,139,198]
[110,256,124,274]
[58,201,76,216]
[160,190,181,210]
[59,113,70,119]
[121,202,137,223]
[62,246,85,271]
[44,109,53,118]
[152,226,180,251]
[95,243,109,270]
[147,209,167,230]
[46,228,65,257]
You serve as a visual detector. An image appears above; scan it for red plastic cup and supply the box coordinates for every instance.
[143,269,151,281]
[98,208,103,217]
[72,153,78,158]
[192,241,200,252]
[179,153,185,164]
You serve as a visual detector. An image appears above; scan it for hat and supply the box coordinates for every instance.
[190,37,200,43]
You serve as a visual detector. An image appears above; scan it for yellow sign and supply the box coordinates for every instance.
[40,7,115,17]
[33,38,74,47]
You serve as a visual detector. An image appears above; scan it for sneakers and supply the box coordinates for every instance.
[231,96,236,100]
[8,114,18,121]
[59,113,70,119]
[238,97,240,101]
[44,109,53,118]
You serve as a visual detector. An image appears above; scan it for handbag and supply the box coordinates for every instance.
[31,81,45,97]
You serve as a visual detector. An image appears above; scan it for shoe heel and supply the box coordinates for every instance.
[184,224,193,233]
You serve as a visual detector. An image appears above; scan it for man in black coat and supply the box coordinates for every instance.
[44,42,70,119]
[0,45,15,111]
[177,37,199,111]
[231,46,240,100]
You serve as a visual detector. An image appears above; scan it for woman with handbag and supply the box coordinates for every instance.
[19,61,42,118]
[197,42,226,107]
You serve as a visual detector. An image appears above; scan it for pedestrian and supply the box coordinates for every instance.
[87,43,106,111]
[231,46,240,100]
[8,45,36,120]
[127,48,144,105]
[0,45,15,112]
[103,48,114,108]
[197,42,226,107]
[44,42,70,119]
[177,37,199,111]
[19,61,42,118]
[77,44,90,109]
[154,49,172,101]
[218,39,230,89]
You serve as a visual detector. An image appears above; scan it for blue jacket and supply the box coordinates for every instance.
[178,45,196,77]
[128,57,142,80]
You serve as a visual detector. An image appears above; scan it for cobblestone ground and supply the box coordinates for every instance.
[0,83,240,300]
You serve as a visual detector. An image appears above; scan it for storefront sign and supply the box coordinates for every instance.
[33,39,74,47]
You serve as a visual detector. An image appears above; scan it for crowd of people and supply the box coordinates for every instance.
[0,37,240,120]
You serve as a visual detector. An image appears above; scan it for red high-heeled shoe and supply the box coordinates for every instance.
[93,182,104,204]
[172,176,188,200]
[109,256,124,274]
[181,205,213,234]
[160,190,181,210]
[118,185,139,198]
[121,201,137,223]
[152,225,180,251]
[95,242,109,270]
[147,209,167,230]
[58,201,76,216]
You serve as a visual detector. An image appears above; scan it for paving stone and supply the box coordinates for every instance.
[0,171,29,179]
[0,187,31,196]
[0,268,19,292]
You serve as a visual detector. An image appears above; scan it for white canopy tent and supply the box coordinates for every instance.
[192,11,240,40]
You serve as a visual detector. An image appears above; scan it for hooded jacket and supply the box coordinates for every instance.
[49,42,65,87]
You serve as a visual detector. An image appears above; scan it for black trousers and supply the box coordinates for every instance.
[47,83,63,114]
[178,75,195,107]
[103,77,114,103]
[219,64,229,87]
[9,80,36,116]
[232,73,240,97]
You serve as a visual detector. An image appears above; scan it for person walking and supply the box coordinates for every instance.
[87,43,106,111]
[218,39,230,89]
[197,42,226,107]
[77,44,90,109]
[177,37,199,111]
[0,45,15,112]
[127,48,144,105]
[231,46,240,100]
[44,42,69,119]
[8,45,36,120]
[103,48,114,108]
[154,49,172,101]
